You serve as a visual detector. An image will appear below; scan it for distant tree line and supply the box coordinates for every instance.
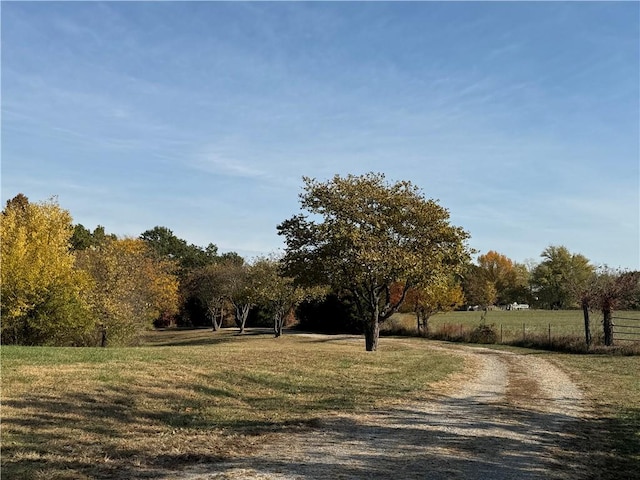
[460,247,639,317]
[1,194,314,346]
[3,175,638,349]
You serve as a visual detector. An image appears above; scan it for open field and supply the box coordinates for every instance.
[386,310,640,345]
[1,329,638,479]
[1,330,461,479]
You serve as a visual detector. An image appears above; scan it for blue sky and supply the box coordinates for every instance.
[2,2,639,269]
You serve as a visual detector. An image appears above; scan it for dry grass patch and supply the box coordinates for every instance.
[548,353,640,480]
[1,329,461,479]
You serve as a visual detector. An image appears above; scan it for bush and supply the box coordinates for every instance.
[469,323,498,344]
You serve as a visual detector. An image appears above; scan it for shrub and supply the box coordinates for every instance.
[469,323,498,344]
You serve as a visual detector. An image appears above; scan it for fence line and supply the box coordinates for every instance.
[440,322,577,344]
[435,318,640,345]
[612,316,640,343]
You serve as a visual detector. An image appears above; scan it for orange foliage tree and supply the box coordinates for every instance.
[463,251,529,307]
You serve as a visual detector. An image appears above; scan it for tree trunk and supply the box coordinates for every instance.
[582,299,591,347]
[603,305,614,346]
[364,314,380,351]
[21,318,30,345]
[235,305,250,334]
[274,314,284,337]
[210,306,220,331]
[100,325,107,348]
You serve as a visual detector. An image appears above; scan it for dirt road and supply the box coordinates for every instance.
[166,342,588,480]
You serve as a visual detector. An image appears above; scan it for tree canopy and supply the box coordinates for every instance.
[4,188,633,349]
[463,251,530,307]
[70,224,117,250]
[75,237,180,346]
[397,276,465,335]
[531,245,594,309]
[1,195,93,345]
[140,226,219,271]
[278,173,471,351]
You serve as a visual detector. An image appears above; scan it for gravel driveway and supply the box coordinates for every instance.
[164,341,587,480]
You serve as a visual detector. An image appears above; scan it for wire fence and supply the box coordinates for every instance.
[388,312,640,349]
[613,316,640,343]
[436,322,584,344]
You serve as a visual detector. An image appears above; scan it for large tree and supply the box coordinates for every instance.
[1,194,94,345]
[141,226,242,326]
[184,260,242,331]
[221,262,262,334]
[76,238,179,346]
[461,264,498,308]
[278,173,471,351]
[582,268,640,346]
[531,245,594,309]
[463,251,530,307]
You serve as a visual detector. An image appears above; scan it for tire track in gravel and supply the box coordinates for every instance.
[164,342,588,480]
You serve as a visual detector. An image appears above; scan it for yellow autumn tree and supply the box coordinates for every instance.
[396,276,465,335]
[1,194,93,345]
[76,237,179,346]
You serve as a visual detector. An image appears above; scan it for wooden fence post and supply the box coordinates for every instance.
[582,299,591,347]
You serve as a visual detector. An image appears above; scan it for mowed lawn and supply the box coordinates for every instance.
[1,330,462,479]
[2,328,638,479]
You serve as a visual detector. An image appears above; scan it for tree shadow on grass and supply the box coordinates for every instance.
[143,328,363,348]
[573,405,640,480]
[165,400,640,480]
[1,386,230,479]
[3,377,638,480]
[140,327,275,347]
[1,372,347,479]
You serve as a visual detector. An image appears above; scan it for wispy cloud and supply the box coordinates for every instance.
[194,150,268,180]
[3,2,637,268]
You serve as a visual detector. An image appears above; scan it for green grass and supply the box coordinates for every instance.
[1,330,461,479]
[2,328,638,479]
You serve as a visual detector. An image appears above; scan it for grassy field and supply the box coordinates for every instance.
[1,330,462,479]
[386,309,640,346]
[547,352,640,479]
[2,328,638,479]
